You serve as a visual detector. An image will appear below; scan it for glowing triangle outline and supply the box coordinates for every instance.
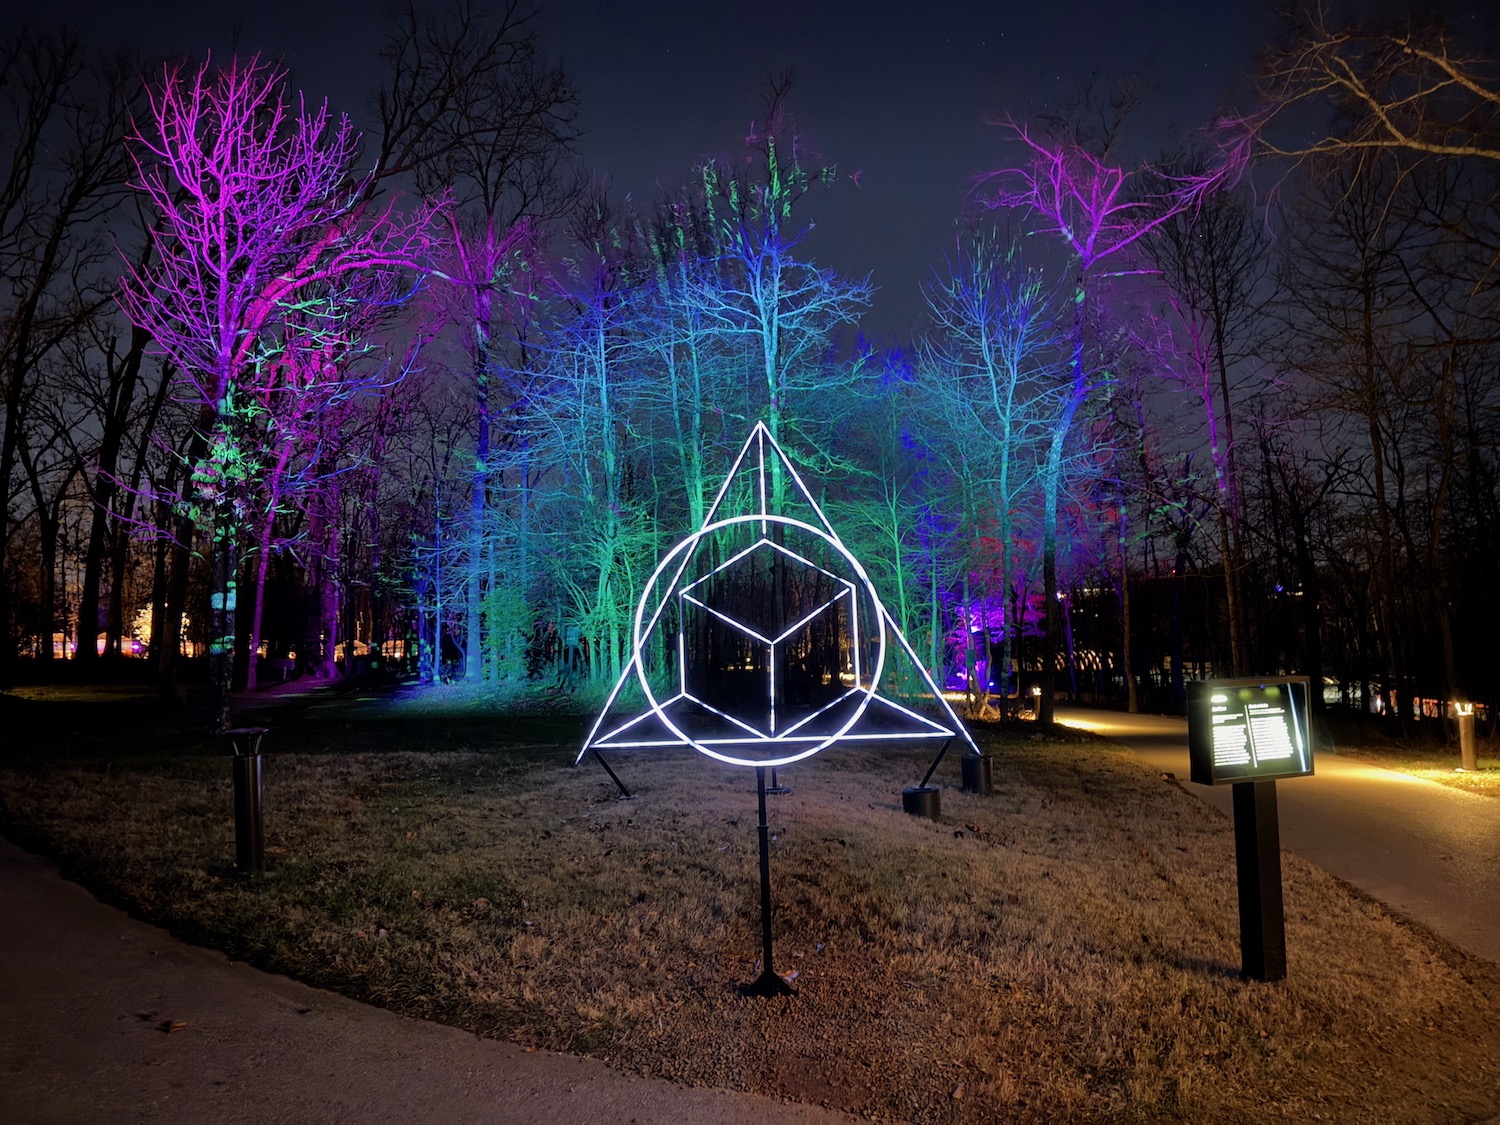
[578,423,979,766]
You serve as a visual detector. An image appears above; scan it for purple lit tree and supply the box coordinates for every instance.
[238,268,426,689]
[118,55,433,730]
[983,118,1241,722]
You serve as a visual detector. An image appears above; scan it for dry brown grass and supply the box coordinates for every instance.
[1312,711,1500,797]
[2,684,1499,1122]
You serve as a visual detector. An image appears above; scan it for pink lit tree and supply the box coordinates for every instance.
[238,268,428,690]
[118,55,434,730]
[983,120,1242,722]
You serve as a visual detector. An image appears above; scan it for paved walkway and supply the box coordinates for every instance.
[0,836,850,1125]
[1057,706,1500,966]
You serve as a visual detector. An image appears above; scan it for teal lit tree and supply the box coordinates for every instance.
[916,227,1061,706]
[694,80,873,510]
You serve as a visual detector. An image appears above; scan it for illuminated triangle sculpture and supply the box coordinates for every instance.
[578,422,978,775]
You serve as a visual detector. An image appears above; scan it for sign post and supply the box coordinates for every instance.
[1232,779,1285,981]
[1188,677,1313,982]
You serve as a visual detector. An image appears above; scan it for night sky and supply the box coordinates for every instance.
[46,0,1500,340]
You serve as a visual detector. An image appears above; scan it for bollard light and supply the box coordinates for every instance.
[1454,702,1478,772]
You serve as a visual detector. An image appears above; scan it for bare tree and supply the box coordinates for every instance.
[1138,169,1269,675]
[382,0,581,682]
[1243,8,1500,168]
[694,79,873,509]
[916,226,1059,708]
[0,30,134,674]
[982,118,1240,721]
[119,55,433,729]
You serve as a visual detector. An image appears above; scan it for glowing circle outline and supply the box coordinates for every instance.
[632,513,887,768]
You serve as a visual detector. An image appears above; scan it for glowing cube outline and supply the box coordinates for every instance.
[677,536,857,735]
[579,422,979,770]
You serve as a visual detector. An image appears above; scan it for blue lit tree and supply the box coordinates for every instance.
[916,226,1061,706]
[693,80,873,509]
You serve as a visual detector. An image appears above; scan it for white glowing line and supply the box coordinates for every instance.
[582,424,976,770]
[778,686,862,736]
[758,426,767,533]
[757,537,848,584]
[851,587,862,684]
[869,693,958,735]
[681,691,772,738]
[771,429,842,540]
[681,536,773,592]
[680,593,775,644]
[678,629,686,695]
[773,588,849,644]
[598,730,954,750]
[639,546,704,656]
[595,692,686,745]
[769,650,776,732]
[626,511,886,768]
[878,603,981,754]
[576,653,638,764]
[682,535,847,591]
[701,424,762,527]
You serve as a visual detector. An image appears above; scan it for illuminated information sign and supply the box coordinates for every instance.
[1188,677,1313,786]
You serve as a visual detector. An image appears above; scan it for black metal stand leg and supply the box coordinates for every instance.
[591,748,634,799]
[766,766,790,794]
[919,737,955,790]
[1233,779,1286,982]
[747,766,794,998]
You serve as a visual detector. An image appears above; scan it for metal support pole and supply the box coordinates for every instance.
[919,736,955,790]
[1232,779,1286,982]
[747,766,793,998]
[590,748,634,799]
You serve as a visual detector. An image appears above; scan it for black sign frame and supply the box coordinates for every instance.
[1188,676,1314,786]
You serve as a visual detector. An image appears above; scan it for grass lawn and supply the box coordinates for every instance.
[2,682,1498,1122]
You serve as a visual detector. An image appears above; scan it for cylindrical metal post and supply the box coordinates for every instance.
[961,754,993,795]
[233,751,264,877]
[902,785,941,820]
[226,727,268,878]
[1458,710,1478,771]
